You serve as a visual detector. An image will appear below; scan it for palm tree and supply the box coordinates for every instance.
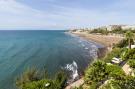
[125,31,134,49]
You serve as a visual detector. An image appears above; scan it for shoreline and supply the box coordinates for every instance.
[71,32,124,47]
[70,32,124,53]
[65,31,124,89]
[67,32,110,58]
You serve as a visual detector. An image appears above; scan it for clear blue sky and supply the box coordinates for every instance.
[0,0,135,30]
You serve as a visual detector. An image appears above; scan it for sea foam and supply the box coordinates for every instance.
[64,61,79,80]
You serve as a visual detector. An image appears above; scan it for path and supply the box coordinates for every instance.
[122,63,131,75]
[65,78,84,89]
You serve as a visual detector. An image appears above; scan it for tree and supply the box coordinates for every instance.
[111,26,123,34]
[125,31,134,49]
[84,61,108,84]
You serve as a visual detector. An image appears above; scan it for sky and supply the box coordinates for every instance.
[0,0,135,30]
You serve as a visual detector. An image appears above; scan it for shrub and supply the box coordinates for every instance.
[128,60,135,69]
[104,48,123,62]
[84,61,108,84]
[16,68,67,89]
[101,76,135,89]
[22,79,56,89]
[54,71,67,89]
[106,65,125,79]
[90,28,109,35]
[73,85,83,89]
[115,39,128,48]
[124,49,135,60]
[84,61,125,88]
[110,26,124,34]
[16,68,42,88]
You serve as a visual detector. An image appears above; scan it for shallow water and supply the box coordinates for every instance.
[0,30,103,89]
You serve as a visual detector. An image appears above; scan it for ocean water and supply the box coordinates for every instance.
[0,30,103,89]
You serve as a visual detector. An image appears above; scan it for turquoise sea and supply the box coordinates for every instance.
[0,30,103,89]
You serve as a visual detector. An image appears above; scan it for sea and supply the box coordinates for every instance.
[0,30,104,89]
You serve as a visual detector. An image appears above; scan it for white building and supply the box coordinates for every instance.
[105,25,135,31]
[122,25,135,30]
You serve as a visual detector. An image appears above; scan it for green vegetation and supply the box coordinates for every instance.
[89,26,124,35]
[124,48,135,60]
[114,39,134,48]
[85,61,108,83]
[125,31,134,49]
[16,68,67,89]
[83,31,135,89]
[89,28,108,35]
[22,79,56,89]
[101,76,135,89]
[110,26,124,34]
[128,59,135,75]
[106,65,125,79]
[128,60,135,69]
[114,39,128,48]
[73,86,83,89]
[84,61,125,89]
[104,48,124,62]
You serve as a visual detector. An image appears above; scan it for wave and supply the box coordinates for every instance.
[62,61,79,82]
[78,38,98,59]
[81,44,85,47]
[84,47,89,50]
[89,44,98,59]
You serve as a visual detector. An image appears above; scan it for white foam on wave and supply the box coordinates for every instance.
[84,47,89,50]
[81,44,85,47]
[89,44,98,59]
[64,61,78,80]
[79,39,98,59]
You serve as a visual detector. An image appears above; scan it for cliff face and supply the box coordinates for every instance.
[97,47,108,58]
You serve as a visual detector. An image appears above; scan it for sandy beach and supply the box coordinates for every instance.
[71,32,124,48]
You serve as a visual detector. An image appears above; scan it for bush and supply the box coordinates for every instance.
[54,71,67,89]
[115,39,134,48]
[106,65,125,79]
[124,49,135,60]
[104,48,123,62]
[73,85,83,89]
[16,68,42,88]
[90,28,109,35]
[84,61,108,84]
[115,39,128,48]
[84,61,125,88]
[101,76,135,89]
[110,26,124,34]
[128,60,135,69]
[23,79,57,89]
[16,68,67,89]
